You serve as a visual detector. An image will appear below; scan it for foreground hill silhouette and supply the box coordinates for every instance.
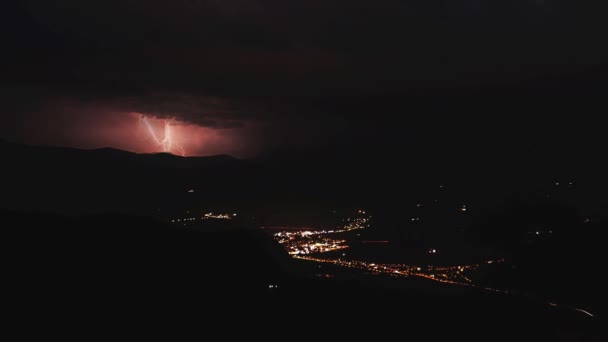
[2,210,603,340]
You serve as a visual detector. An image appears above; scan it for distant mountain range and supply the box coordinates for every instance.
[0,139,249,215]
[0,139,241,167]
[1,139,605,222]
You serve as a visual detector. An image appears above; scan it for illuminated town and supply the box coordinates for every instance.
[170,212,237,224]
[269,210,508,292]
[271,214,370,255]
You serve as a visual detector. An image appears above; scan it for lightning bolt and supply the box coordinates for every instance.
[141,116,185,156]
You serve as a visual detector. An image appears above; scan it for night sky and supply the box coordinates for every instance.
[2,1,607,158]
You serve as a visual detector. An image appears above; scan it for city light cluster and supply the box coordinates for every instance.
[273,216,370,239]
[283,238,348,255]
[269,210,512,293]
[170,212,237,223]
[203,212,236,220]
[272,213,371,255]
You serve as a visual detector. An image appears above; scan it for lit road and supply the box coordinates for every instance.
[268,211,507,291]
[276,215,596,318]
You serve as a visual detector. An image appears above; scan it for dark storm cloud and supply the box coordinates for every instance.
[9,1,608,86]
[104,93,256,129]
[2,0,608,155]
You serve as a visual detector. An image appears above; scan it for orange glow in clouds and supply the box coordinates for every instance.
[11,107,256,157]
[133,113,233,157]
